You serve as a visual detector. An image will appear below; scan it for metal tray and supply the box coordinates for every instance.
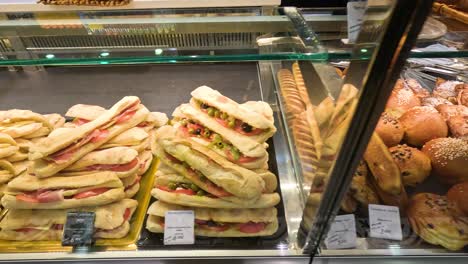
[0,158,159,253]
[137,139,289,250]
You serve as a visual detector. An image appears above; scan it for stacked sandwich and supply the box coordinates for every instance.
[62,104,168,198]
[0,96,156,241]
[147,86,281,237]
[0,110,63,198]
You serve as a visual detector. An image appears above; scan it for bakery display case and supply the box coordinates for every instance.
[315,2,468,261]
[0,0,466,263]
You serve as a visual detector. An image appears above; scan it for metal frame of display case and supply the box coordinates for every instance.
[0,1,467,263]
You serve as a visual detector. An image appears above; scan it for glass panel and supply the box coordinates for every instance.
[315,0,468,259]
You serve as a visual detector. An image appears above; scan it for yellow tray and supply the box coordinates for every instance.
[0,158,159,253]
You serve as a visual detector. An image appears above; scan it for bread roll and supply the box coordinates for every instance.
[407,193,468,251]
[399,106,448,146]
[385,80,421,117]
[422,138,468,185]
[447,115,468,138]
[406,79,430,98]
[447,181,468,217]
[435,104,468,121]
[277,69,306,125]
[363,133,402,195]
[433,79,466,104]
[375,112,404,147]
[422,97,453,108]
[389,144,431,186]
[458,88,468,106]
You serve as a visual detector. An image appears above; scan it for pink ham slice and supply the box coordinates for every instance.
[85,158,139,172]
[49,128,109,163]
[36,189,64,203]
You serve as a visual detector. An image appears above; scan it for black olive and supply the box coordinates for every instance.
[241,123,253,133]
[195,128,201,135]
[200,103,209,109]
[427,223,434,229]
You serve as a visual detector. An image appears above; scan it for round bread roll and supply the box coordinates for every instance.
[421,96,453,108]
[447,181,468,217]
[375,112,404,147]
[435,104,468,121]
[422,138,468,185]
[385,81,421,117]
[458,88,468,106]
[399,106,448,146]
[389,144,431,186]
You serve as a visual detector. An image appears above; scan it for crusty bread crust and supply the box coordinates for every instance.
[1,188,125,209]
[151,188,280,209]
[31,107,149,177]
[176,104,267,157]
[30,96,141,159]
[146,215,278,237]
[65,147,138,170]
[148,200,277,223]
[191,86,274,130]
[155,126,264,200]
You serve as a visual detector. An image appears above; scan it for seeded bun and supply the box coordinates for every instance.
[375,112,404,147]
[385,80,421,117]
[399,106,448,147]
[389,144,431,187]
[422,138,468,185]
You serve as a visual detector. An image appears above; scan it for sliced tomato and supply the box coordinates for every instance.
[225,149,258,164]
[123,208,132,221]
[157,186,174,192]
[199,223,230,232]
[238,222,266,233]
[73,118,90,126]
[16,194,39,203]
[215,118,229,127]
[186,169,232,198]
[174,188,196,195]
[73,187,110,199]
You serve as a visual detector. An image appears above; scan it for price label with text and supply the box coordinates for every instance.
[347,0,367,43]
[369,204,402,241]
[325,214,357,249]
[164,210,195,245]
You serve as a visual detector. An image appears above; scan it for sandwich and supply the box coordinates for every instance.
[172,105,268,170]
[0,109,53,139]
[0,133,19,159]
[61,147,139,179]
[152,167,280,209]
[44,113,66,129]
[189,86,276,143]
[0,160,16,185]
[121,173,140,198]
[5,138,31,162]
[146,201,278,237]
[137,150,153,175]
[65,104,168,131]
[0,199,138,241]
[153,125,265,201]
[1,171,124,209]
[98,127,149,152]
[29,96,149,177]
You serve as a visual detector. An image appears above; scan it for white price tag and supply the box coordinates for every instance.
[325,214,357,249]
[368,204,403,241]
[347,1,367,43]
[163,210,195,245]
